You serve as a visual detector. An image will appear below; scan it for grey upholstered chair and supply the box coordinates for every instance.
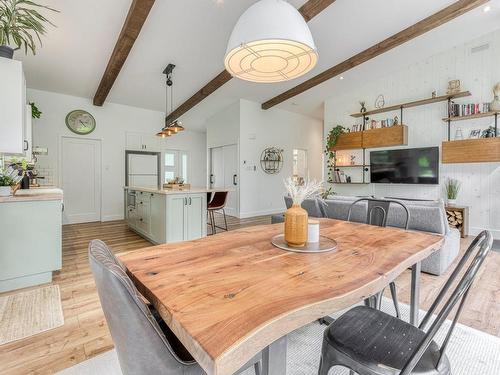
[318,230,493,375]
[89,239,262,375]
[348,198,410,319]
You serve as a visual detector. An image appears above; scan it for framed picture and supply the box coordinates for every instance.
[468,129,481,139]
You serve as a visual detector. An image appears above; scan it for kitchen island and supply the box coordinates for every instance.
[125,187,219,244]
[0,188,63,292]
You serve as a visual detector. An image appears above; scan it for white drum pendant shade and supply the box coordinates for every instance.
[224,0,318,83]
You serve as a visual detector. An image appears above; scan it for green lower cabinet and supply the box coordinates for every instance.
[0,199,62,293]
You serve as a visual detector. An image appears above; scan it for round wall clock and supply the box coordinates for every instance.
[65,110,96,135]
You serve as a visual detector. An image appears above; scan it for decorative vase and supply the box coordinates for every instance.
[447,199,457,206]
[491,82,500,111]
[284,204,308,247]
[0,186,12,197]
[0,45,14,59]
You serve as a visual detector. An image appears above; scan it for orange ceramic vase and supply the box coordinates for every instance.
[284,204,308,247]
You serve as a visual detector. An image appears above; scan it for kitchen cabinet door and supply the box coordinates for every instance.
[143,135,160,151]
[0,59,25,154]
[126,132,144,151]
[166,195,186,243]
[24,105,33,160]
[185,193,206,240]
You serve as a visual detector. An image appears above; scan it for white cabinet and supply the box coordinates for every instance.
[24,105,33,160]
[0,58,26,154]
[126,189,206,244]
[166,193,206,242]
[126,132,161,151]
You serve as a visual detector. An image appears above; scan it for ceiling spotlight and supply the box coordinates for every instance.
[483,5,491,12]
[339,76,344,80]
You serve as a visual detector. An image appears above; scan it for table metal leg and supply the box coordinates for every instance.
[261,335,287,375]
[410,261,421,326]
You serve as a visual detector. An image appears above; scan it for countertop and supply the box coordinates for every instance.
[124,186,233,195]
[0,188,63,203]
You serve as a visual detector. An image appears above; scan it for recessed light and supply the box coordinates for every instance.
[339,76,344,80]
[483,5,491,12]
[291,102,298,106]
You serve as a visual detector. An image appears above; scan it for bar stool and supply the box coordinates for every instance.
[208,191,228,235]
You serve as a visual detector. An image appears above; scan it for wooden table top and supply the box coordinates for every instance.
[119,219,443,375]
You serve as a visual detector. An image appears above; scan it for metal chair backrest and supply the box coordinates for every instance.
[208,191,228,210]
[400,230,493,375]
[347,198,410,230]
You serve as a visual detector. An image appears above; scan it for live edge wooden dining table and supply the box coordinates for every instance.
[119,219,443,375]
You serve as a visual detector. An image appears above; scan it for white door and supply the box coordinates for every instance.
[61,137,101,224]
[210,147,224,189]
[223,144,238,216]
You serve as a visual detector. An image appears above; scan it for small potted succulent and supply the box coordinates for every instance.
[283,177,323,247]
[445,178,461,205]
[0,169,15,196]
[0,0,58,59]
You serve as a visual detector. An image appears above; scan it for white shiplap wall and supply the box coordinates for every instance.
[324,30,500,238]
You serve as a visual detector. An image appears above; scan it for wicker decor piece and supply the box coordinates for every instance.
[284,204,308,247]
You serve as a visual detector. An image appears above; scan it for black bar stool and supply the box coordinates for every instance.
[207,191,228,235]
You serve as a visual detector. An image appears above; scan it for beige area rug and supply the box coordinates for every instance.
[0,285,64,345]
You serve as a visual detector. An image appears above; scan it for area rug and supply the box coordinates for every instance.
[0,285,64,345]
[56,298,500,375]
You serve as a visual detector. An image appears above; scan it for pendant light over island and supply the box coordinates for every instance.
[157,64,185,138]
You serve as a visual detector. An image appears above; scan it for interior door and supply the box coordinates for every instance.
[61,137,101,224]
[223,144,238,217]
[210,147,224,189]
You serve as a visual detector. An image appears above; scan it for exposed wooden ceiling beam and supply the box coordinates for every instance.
[261,0,487,110]
[93,0,155,106]
[166,0,336,123]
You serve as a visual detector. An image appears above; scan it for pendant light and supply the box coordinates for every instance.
[157,64,185,137]
[224,0,318,83]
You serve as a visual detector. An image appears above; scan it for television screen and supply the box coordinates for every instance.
[370,147,439,184]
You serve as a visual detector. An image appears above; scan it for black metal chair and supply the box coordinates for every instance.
[207,191,229,235]
[318,230,493,375]
[348,198,410,319]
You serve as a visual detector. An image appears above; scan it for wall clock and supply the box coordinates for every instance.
[65,110,96,135]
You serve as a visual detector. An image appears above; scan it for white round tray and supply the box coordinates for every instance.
[271,234,337,253]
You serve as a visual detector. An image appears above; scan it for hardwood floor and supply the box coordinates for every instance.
[0,217,499,374]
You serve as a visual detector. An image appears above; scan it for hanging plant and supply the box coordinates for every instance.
[324,125,345,183]
[29,102,42,119]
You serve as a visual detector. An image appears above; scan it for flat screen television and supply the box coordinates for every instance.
[370,147,439,184]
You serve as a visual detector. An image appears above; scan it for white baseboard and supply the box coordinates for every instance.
[469,226,500,240]
[238,208,284,219]
[101,214,124,222]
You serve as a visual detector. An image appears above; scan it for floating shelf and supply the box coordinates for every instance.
[442,111,499,122]
[350,91,471,118]
[334,165,370,168]
[327,181,370,185]
[442,138,500,163]
[331,125,408,151]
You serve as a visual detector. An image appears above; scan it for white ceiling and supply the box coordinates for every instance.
[19,0,500,131]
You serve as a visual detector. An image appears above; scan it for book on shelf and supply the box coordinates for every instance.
[448,102,490,117]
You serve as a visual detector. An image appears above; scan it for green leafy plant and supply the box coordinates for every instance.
[0,0,58,55]
[0,170,15,186]
[445,178,461,200]
[324,125,345,183]
[29,101,41,118]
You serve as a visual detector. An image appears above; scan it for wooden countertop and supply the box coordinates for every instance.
[120,219,443,375]
[124,186,233,195]
[0,188,63,203]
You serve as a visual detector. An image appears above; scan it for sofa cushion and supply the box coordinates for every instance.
[284,196,324,218]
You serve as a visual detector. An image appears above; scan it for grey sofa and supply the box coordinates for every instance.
[273,196,460,276]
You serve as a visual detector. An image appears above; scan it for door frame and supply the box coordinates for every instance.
[59,136,102,224]
[209,144,240,218]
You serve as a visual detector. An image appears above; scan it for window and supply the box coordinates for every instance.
[164,150,189,183]
[292,149,308,185]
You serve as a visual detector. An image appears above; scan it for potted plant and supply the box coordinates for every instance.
[0,0,58,59]
[0,169,15,196]
[283,177,323,247]
[324,125,345,183]
[445,178,460,205]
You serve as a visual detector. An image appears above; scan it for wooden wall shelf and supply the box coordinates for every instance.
[362,125,408,148]
[331,126,408,151]
[442,111,499,122]
[350,91,471,118]
[442,138,500,163]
